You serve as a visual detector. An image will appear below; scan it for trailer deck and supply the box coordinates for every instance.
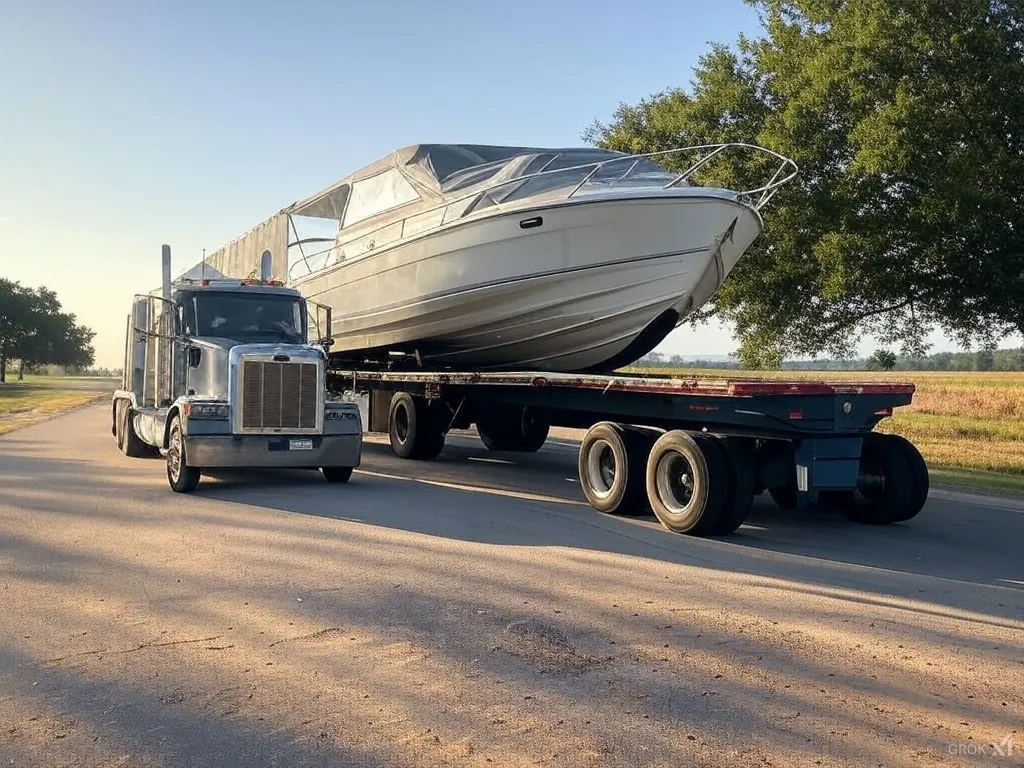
[328,366,926,536]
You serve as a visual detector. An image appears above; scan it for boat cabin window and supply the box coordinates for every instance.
[185,291,306,344]
[343,169,420,228]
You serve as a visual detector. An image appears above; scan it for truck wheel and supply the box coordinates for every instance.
[389,392,445,460]
[645,430,728,535]
[709,436,757,535]
[114,400,125,450]
[578,423,657,516]
[837,431,916,524]
[166,415,201,493]
[120,403,155,458]
[883,433,929,521]
[476,407,549,452]
[321,466,353,484]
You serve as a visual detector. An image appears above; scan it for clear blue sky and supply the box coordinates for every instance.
[0,0,990,367]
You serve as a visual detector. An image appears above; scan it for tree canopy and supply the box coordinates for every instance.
[0,279,95,382]
[585,0,1024,368]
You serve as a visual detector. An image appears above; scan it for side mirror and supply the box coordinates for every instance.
[187,346,202,368]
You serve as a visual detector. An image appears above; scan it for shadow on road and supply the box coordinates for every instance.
[3,429,1020,624]
[1,410,1023,767]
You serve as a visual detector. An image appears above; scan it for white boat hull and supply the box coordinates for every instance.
[292,191,762,372]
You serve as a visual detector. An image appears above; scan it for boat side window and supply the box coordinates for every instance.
[343,169,420,228]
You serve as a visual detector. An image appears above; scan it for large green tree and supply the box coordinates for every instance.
[0,279,95,382]
[586,0,1024,367]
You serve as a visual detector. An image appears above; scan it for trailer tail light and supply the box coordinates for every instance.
[874,407,893,417]
[788,409,803,420]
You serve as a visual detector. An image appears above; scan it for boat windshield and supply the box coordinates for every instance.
[185,292,305,344]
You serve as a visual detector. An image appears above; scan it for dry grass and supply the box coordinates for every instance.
[0,378,110,436]
[623,367,1024,486]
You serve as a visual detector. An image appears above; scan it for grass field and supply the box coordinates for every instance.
[623,367,1024,494]
[0,376,115,436]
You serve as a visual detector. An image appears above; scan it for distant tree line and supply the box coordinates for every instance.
[2,363,122,379]
[0,278,95,383]
[635,347,1024,372]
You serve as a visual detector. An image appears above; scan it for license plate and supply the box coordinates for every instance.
[289,438,313,451]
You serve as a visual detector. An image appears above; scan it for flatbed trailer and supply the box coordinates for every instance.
[328,367,927,536]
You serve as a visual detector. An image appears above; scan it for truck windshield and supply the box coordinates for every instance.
[190,293,305,343]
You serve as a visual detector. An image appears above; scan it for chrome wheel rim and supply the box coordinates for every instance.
[168,424,182,482]
[395,405,410,444]
[655,451,695,515]
[585,439,617,499]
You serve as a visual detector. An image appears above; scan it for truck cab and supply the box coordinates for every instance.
[112,246,362,492]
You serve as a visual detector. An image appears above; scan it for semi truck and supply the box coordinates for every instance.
[111,246,362,492]
[328,364,929,536]
[117,242,929,535]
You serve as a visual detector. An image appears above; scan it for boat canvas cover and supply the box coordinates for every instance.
[189,144,678,281]
[285,144,678,226]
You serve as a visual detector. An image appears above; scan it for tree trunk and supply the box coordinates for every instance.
[17,359,24,380]
[0,351,6,383]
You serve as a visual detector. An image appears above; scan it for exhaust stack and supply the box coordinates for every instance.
[161,244,172,300]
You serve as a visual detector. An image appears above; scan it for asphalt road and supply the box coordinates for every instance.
[1,405,1021,768]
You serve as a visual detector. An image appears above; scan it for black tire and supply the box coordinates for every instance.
[577,423,657,516]
[389,392,445,460]
[166,414,201,493]
[645,430,728,535]
[321,466,353,484]
[476,407,549,452]
[836,432,917,525]
[114,400,125,450]
[709,435,757,535]
[882,433,929,521]
[120,402,155,458]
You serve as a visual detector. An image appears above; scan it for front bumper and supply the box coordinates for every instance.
[184,433,361,469]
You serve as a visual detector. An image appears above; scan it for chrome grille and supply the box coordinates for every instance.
[241,360,319,431]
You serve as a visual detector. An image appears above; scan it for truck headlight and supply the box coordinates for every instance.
[187,402,229,419]
[325,407,358,420]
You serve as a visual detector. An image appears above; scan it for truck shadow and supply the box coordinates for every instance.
[193,436,1024,624]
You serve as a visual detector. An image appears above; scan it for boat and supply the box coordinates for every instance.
[194,142,797,372]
